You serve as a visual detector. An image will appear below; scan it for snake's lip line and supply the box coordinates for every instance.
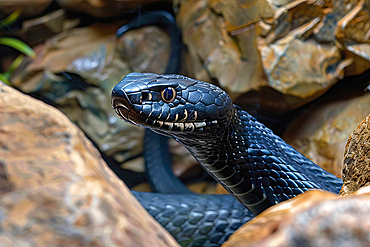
[114,107,138,126]
[114,106,218,125]
[113,104,129,111]
[114,106,219,132]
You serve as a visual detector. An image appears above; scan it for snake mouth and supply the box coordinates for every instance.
[112,91,141,126]
[112,92,220,132]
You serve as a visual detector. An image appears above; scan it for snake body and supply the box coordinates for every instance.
[112,73,343,245]
[133,191,253,246]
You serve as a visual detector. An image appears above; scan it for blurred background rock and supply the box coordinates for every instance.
[1,0,370,197]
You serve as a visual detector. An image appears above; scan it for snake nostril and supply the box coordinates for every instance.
[142,92,149,101]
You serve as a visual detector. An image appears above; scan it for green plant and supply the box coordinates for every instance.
[0,8,21,29]
[0,10,36,86]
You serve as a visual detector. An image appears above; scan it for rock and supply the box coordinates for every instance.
[17,9,80,46]
[0,83,179,246]
[341,114,370,196]
[283,92,370,178]
[259,38,342,98]
[0,0,53,17]
[222,190,336,247]
[117,26,171,74]
[176,0,267,96]
[336,0,370,76]
[223,188,370,247]
[176,0,370,111]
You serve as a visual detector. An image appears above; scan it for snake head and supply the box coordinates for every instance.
[112,73,235,133]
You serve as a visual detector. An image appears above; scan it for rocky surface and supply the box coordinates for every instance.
[0,83,179,246]
[341,114,370,196]
[223,188,370,247]
[176,0,370,111]
[176,0,266,97]
[0,0,53,17]
[222,190,336,247]
[17,9,80,46]
[117,26,171,74]
[283,92,370,178]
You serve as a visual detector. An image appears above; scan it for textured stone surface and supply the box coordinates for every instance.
[0,83,179,246]
[283,92,370,178]
[176,0,370,111]
[177,0,267,96]
[18,9,80,46]
[337,0,370,76]
[117,26,171,75]
[0,0,52,17]
[223,188,370,247]
[341,114,370,196]
[222,190,336,247]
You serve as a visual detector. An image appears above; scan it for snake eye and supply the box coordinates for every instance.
[161,87,176,103]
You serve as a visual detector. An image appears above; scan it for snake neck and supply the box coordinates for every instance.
[169,107,342,216]
[170,108,269,215]
[174,108,244,168]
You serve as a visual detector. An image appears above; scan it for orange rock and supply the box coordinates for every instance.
[223,189,370,247]
[222,190,336,246]
[0,83,179,246]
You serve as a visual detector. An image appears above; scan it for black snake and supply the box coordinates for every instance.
[111,72,343,246]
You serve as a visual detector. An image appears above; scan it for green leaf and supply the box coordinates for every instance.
[3,54,24,78]
[0,38,36,58]
[0,9,22,29]
[0,74,12,86]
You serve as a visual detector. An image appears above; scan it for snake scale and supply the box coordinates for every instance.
[112,72,343,246]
